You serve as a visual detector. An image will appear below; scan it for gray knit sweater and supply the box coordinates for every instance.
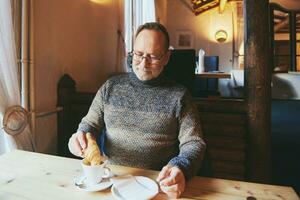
[78,73,206,179]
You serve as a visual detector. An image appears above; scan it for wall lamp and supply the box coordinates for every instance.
[215,30,228,43]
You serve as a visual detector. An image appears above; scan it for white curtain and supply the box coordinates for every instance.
[124,0,156,54]
[0,0,34,154]
[134,0,156,31]
[232,1,244,69]
[115,0,127,72]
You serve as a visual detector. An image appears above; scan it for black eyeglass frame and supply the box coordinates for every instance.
[130,50,166,64]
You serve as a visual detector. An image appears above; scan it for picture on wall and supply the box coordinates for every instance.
[175,30,194,49]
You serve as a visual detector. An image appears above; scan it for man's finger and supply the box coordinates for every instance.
[161,183,180,193]
[77,132,87,149]
[160,168,181,186]
[76,138,85,156]
[71,137,84,156]
[68,135,82,157]
[160,184,182,198]
[156,166,171,182]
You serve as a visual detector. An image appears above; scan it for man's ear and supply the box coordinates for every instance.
[163,50,171,66]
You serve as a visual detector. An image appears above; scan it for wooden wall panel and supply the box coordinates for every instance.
[200,113,246,125]
[197,99,247,180]
[210,149,245,162]
[205,136,246,149]
[202,124,246,137]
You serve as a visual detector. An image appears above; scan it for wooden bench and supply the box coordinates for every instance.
[196,98,247,180]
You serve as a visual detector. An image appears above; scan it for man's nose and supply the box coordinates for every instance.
[140,56,151,67]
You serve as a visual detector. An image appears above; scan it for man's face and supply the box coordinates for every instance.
[132,30,170,81]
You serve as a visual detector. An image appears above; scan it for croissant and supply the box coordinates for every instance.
[82,132,104,165]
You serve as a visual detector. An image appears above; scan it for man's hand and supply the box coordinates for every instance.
[68,131,87,157]
[156,165,186,199]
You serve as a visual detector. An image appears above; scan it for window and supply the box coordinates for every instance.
[124,0,156,53]
[270,3,300,72]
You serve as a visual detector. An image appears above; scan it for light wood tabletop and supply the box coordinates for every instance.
[0,150,298,200]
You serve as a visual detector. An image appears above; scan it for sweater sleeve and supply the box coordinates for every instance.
[77,84,106,136]
[168,91,206,180]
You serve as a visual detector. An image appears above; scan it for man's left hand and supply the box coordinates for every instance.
[156,165,186,199]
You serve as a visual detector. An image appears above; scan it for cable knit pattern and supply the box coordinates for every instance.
[78,73,206,180]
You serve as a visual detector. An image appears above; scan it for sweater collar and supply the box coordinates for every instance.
[129,72,166,87]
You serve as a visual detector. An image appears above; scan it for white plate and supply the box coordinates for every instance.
[111,176,159,200]
[74,174,113,192]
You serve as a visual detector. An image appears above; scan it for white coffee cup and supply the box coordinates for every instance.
[81,160,111,185]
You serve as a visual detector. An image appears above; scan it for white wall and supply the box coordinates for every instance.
[34,0,121,154]
[155,0,168,26]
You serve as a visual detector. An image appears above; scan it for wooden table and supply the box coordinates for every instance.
[0,150,298,200]
[196,72,231,79]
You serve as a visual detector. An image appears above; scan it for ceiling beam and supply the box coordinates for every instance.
[219,0,228,14]
[191,0,242,16]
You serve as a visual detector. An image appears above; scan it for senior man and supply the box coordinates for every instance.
[68,22,206,198]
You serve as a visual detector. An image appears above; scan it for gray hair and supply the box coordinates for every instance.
[135,22,170,52]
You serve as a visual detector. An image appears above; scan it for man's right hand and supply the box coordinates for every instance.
[68,131,87,157]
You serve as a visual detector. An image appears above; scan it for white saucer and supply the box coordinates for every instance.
[74,174,113,192]
[111,176,159,200]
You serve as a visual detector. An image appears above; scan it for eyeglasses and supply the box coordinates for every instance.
[131,51,165,64]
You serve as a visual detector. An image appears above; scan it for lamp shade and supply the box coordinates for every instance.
[215,30,228,43]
